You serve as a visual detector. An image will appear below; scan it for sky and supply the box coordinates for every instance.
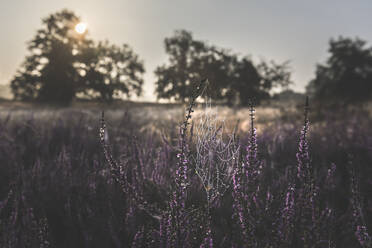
[1,0,372,101]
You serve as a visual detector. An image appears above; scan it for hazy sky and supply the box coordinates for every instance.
[1,0,372,101]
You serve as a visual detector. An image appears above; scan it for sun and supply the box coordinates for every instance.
[75,22,87,34]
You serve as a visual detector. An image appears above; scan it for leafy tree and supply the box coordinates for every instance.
[154,30,208,102]
[226,57,263,106]
[225,58,292,106]
[154,30,292,105]
[307,36,372,106]
[10,9,144,104]
[10,9,84,104]
[257,60,292,92]
[77,41,144,102]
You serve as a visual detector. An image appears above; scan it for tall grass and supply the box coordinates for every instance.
[0,95,371,247]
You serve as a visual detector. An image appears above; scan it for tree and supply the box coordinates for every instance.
[10,9,144,104]
[257,60,292,92]
[226,57,264,106]
[154,30,292,105]
[154,30,208,102]
[77,41,144,102]
[11,9,83,104]
[307,36,372,106]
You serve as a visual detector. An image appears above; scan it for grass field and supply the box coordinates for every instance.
[0,100,371,247]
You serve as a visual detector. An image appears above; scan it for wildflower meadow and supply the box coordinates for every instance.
[0,84,371,247]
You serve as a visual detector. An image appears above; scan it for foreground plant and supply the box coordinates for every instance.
[0,170,50,247]
[232,101,275,247]
[164,79,208,247]
[193,100,239,247]
[100,79,208,247]
[281,97,335,247]
[349,161,372,248]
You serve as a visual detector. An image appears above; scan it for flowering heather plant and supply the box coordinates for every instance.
[349,161,372,248]
[192,100,239,247]
[232,101,280,247]
[280,97,337,247]
[100,111,163,221]
[165,79,208,247]
[283,96,316,246]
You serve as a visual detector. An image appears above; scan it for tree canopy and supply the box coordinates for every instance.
[154,30,292,105]
[307,36,372,106]
[11,9,144,104]
[77,41,144,102]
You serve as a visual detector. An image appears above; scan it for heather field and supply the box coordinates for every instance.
[0,100,372,247]
[3,1,372,247]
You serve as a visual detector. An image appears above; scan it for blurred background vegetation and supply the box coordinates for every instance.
[2,9,371,112]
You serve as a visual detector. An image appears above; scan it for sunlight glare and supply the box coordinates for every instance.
[75,22,87,34]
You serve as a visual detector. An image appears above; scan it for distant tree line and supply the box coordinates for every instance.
[10,9,372,106]
[154,30,292,105]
